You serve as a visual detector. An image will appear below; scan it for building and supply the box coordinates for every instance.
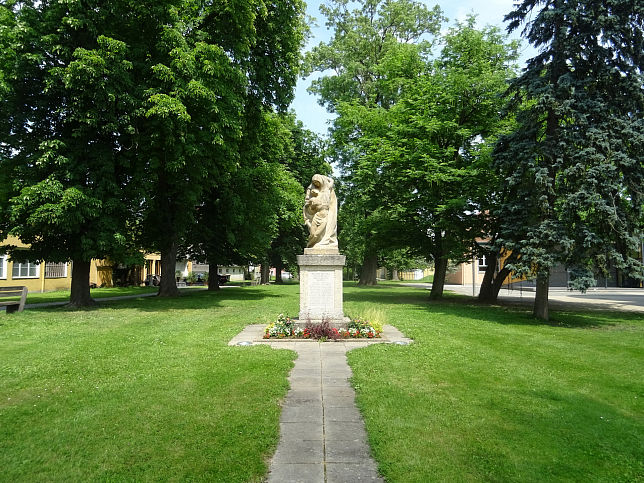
[0,236,73,292]
[0,236,163,291]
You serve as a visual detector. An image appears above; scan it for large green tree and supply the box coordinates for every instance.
[267,114,331,283]
[138,0,307,297]
[0,1,143,306]
[186,111,295,289]
[495,0,644,320]
[335,20,518,298]
[0,0,307,303]
[306,0,444,285]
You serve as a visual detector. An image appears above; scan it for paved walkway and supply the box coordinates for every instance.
[228,325,412,483]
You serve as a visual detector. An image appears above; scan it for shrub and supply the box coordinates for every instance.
[305,319,341,340]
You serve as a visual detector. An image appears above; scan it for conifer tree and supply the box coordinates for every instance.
[495,0,644,320]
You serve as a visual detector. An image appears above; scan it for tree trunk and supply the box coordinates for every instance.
[533,270,550,321]
[491,266,512,300]
[391,268,399,281]
[69,259,96,307]
[260,261,270,284]
[478,251,513,303]
[158,241,179,297]
[430,256,448,300]
[478,252,498,302]
[208,262,219,291]
[478,256,513,303]
[358,251,378,286]
[274,259,283,284]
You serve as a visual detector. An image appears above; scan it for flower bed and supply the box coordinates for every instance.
[263,314,382,340]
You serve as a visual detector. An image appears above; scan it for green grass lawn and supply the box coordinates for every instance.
[389,274,434,283]
[0,286,299,482]
[17,286,160,305]
[345,283,644,482]
[1,283,642,481]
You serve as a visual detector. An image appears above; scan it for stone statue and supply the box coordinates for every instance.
[303,174,338,249]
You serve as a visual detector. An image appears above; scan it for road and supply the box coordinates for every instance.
[404,283,644,313]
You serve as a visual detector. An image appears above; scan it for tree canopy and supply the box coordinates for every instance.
[0,0,308,304]
[306,0,445,284]
[495,0,644,319]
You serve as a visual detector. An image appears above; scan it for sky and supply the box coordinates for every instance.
[291,0,535,136]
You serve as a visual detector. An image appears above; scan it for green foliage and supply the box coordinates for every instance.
[495,0,644,314]
[183,111,314,272]
[0,3,141,268]
[306,0,445,110]
[0,0,308,302]
[333,19,518,294]
[307,0,446,284]
[268,113,331,274]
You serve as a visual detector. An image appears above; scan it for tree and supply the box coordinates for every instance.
[306,0,445,285]
[0,2,143,306]
[335,19,518,298]
[0,0,308,303]
[495,0,644,320]
[138,0,307,297]
[185,111,298,289]
[267,114,331,283]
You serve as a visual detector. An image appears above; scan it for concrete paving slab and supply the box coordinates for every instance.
[290,375,322,386]
[323,395,356,408]
[325,463,384,482]
[280,405,323,423]
[292,363,323,371]
[323,386,357,398]
[324,421,368,442]
[267,463,325,483]
[324,406,363,423]
[279,421,324,441]
[285,392,323,406]
[322,376,353,387]
[271,440,324,464]
[321,365,352,374]
[325,440,373,463]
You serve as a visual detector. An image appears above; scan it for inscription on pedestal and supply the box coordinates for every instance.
[298,253,346,326]
[307,270,334,314]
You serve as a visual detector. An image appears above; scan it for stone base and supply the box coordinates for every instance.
[304,247,340,255]
[297,252,346,324]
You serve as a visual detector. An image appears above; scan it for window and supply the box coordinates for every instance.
[45,262,67,278]
[12,260,39,278]
[0,255,6,279]
[478,256,488,273]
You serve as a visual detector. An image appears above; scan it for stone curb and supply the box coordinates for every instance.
[228,324,413,347]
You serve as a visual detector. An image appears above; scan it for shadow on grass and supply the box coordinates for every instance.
[26,286,283,314]
[343,282,640,330]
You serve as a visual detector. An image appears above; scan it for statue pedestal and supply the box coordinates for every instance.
[297,249,347,328]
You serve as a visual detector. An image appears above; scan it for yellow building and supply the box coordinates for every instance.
[0,236,73,292]
[0,235,165,292]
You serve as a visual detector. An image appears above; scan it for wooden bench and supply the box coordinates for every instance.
[0,286,28,313]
